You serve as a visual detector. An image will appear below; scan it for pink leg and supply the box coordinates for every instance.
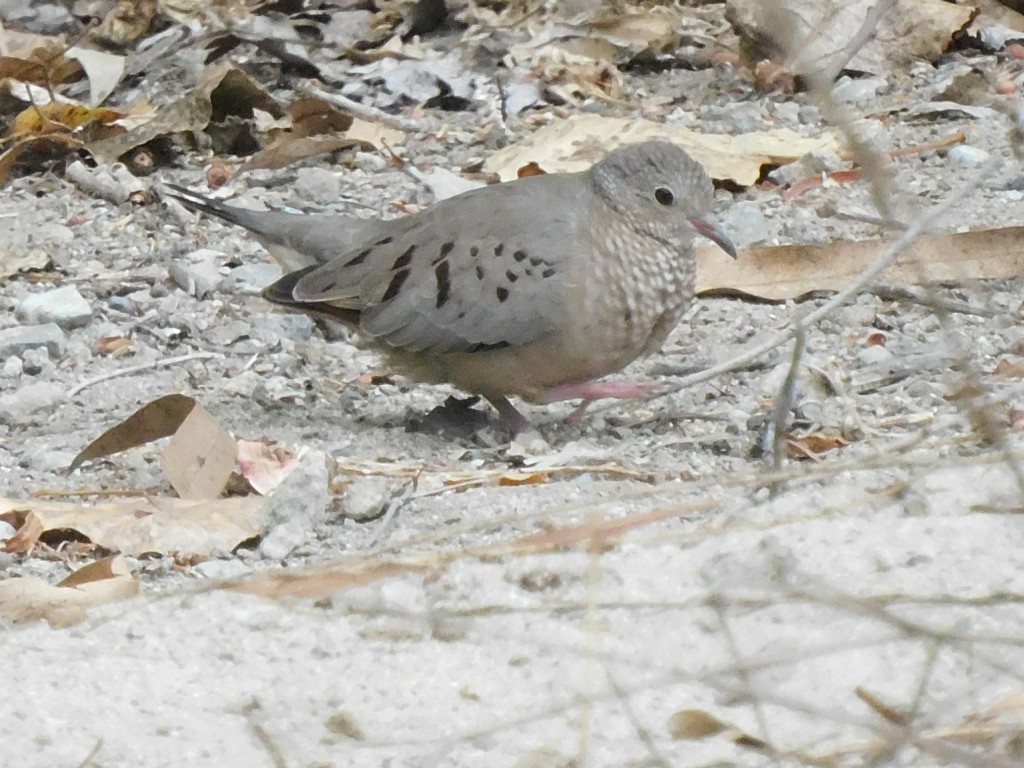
[540,379,667,426]
[538,379,666,405]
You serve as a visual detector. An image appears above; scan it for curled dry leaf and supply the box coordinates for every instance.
[484,114,841,186]
[0,496,269,557]
[70,393,196,470]
[87,63,283,164]
[727,0,977,77]
[786,432,849,459]
[0,555,139,625]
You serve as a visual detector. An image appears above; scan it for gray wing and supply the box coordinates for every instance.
[291,174,587,354]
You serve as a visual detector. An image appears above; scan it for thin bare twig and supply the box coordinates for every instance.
[303,83,427,133]
[652,154,1001,400]
[67,352,221,398]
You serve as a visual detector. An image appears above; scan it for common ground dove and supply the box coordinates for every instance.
[168,141,736,433]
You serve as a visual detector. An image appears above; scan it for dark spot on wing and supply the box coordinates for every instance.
[391,245,416,271]
[505,270,518,283]
[513,249,527,262]
[434,260,451,308]
[524,268,533,277]
[529,257,543,267]
[432,241,455,265]
[381,268,410,302]
[542,268,556,278]
[494,243,504,257]
[467,340,511,353]
[475,265,485,279]
[343,248,372,268]
[623,307,633,323]
[496,287,509,302]
[470,245,479,257]
[375,236,394,246]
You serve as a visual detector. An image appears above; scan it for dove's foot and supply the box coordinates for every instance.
[487,395,532,436]
[539,379,667,426]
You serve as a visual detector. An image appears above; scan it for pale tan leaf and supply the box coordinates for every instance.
[484,114,840,186]
[344,117,406,149]
[0,245,49,278]
[727,0,976,76]
[0,496,269,557]
[0,555,138,624]
[696,226,1024,300]
[65,46,125,106]
[161,404,236,499]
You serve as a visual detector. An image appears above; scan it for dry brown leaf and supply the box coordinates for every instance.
[484,114,840,186]
[12,101,121,137]
[786,432,849,459]
[232,561,423,600]
[3,510,45,554]
[667,709,731,740]
[93,335,134,356]
[238,135,360,173]
[288,96,353,137]
[94,0,158,46]
[70,394,196,470]
[0,555,139,625]
[696,226,1024,301]
[160,404,237,499]
[0,496,269,557]
[993,358,1024,379]
[87,63,283,164]
[0,132,82,185]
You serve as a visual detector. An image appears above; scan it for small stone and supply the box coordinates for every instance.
[946,145,990,168]
[0,323,67,359]
[341,475,400,522]
[857,344,895,366]
[260,450,330,559]
[294,167,342,206]
[192,558,252,579]
[0,381,63,425]
[225,263,282,295]
[833,75,886,104]
[169,248,225,299]
[720,201,771,247]
[2,356,22,377]
[252,313,314,342]
[769,150,844,186]
[16,285,93,329]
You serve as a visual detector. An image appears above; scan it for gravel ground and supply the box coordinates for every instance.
[3,8,1024,768]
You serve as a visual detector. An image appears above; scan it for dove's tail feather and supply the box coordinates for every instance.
[263,266,363,326]
[162,184,277,235]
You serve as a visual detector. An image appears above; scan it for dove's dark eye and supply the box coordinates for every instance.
[655,187,675,206]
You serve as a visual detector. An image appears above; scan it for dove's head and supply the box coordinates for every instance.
[590,141,736,259]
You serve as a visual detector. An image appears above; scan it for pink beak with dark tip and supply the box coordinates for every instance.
[690,217,738,259]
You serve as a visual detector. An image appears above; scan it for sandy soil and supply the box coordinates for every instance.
[2,5,1024,767]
